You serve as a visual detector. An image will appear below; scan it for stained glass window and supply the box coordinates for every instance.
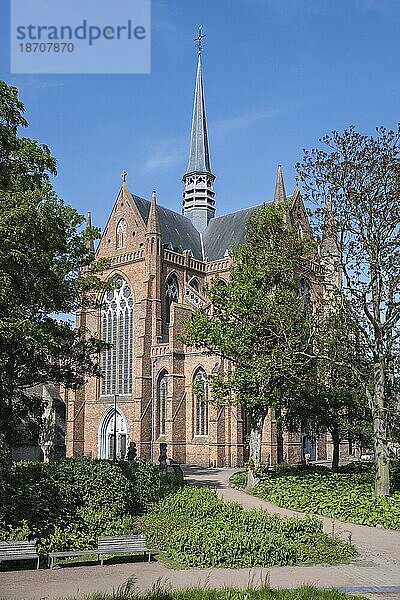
[158,372,168,436]
[165,274,179,327]
[194,368,208,436]
[101,277,133,395]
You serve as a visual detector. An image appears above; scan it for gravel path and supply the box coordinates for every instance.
[0,466,399,600]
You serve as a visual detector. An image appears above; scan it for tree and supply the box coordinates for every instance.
[285,301,371,471]
[298,125,400,495]
[183,202,314,488]
[0,81,107,457]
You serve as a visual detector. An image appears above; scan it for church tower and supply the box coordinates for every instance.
[182,27,216,233]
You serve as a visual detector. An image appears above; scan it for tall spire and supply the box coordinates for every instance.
[273,164,287,204]
[182,27,216,233]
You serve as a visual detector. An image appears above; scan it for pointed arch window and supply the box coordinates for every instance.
[189,278,199,292]
[101,276,133,396]
[194,368,208,436]
[157,371,168,436]
[116,219,127,249]
[165,274,179,327]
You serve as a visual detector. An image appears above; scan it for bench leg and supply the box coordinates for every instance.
[37,556,40,570]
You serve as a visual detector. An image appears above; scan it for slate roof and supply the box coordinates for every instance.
[202,205,262,261]
[185,53,212,175]
[130,191,268,263]
[131,193,203,260]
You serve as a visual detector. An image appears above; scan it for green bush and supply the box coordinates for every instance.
[234,464,400,529]
[229,471,247,489]
[139,487,354,568]
[0,457,183,553]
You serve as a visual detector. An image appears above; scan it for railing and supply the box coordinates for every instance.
[109,249,144,266]
[163,249,185,266]
[189,257,206,272]
[207,258,231,273]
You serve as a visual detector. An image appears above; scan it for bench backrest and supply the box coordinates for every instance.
[0,540,37,557]
[98,534,147,551]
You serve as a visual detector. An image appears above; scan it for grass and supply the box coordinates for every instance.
[229,463,400,529]
[56,585,369,600]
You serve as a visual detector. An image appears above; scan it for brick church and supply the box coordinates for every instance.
[66,39,338,468]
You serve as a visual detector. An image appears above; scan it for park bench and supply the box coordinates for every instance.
[48,534,152,568]
[98,534,152,565]
[0,540,40,570]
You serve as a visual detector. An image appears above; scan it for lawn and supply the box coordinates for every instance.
[139,486,355,568]
[57,585,368,600]
[229,464,400,529]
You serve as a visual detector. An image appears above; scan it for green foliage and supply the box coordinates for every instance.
[298,125,400,496]
[284,301,372,471]
[62,586,368,600]
[229,471,247,490]
[250,464,400,529]
[0,80,108,453]
[139,486,354,568]
[183,202,316,467]
[0,457,183,553]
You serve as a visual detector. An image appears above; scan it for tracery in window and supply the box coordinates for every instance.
[194,368,208,436]
[101,276,133,396]
[165,274,179,327]
[116,219,127,249]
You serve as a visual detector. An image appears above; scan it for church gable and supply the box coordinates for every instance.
[290,188,312,235]
[96,184,147,259]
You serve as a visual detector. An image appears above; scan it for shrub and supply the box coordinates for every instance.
[243,464,400,529]
[139,487,354,568]
[229,471,247,489]
[0,457,183,553]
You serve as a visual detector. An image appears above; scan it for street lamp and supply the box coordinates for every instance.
[113,393,119,462]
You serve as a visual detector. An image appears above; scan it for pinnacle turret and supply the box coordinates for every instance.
[85,211,95,256]
[146,190,161,235]
[273,164,287,204]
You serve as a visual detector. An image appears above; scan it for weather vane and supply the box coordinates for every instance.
[194,25,206,55]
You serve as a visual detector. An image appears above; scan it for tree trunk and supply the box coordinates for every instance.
[276,408,284,464]
[245,407,268,492]
[331,429,340,472]
[369,359,390,496]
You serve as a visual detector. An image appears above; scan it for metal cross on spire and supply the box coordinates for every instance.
[194,25,206,55]
[121,170,127,183]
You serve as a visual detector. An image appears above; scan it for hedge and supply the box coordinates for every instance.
[0,457,183,553]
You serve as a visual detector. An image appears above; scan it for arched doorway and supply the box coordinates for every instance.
[98,407,128,460]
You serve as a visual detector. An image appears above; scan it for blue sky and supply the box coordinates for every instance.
[1,0,400,229]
